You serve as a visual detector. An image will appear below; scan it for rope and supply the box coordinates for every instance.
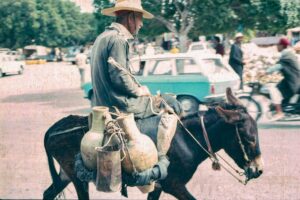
[105,120,138,173]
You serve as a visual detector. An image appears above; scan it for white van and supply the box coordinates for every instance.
[0,53,25,77]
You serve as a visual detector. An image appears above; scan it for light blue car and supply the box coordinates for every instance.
[83,53,240,114]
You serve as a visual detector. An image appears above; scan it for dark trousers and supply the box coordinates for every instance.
[232,65,243,90]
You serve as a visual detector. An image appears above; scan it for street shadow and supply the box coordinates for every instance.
[1,88,88,109]
[258,123,300,129]
[0,74,21,79]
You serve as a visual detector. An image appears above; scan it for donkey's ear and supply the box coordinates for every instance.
[226,88,243,106]
[216,106,243,123]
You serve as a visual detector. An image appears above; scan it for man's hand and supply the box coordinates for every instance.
[137,85,151,96]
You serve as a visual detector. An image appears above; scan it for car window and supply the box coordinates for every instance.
[200,58,230,74]
[148,59,173,75]
[176,59,202,75]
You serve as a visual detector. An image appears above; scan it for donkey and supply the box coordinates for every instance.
[43,89,264,200]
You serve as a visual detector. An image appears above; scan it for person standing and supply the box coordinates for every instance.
[229,33,245,89]
[213,36,225,56]
[90,0,182,186]
[75,48,87,88]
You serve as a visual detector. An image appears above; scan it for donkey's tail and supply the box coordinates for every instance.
[44,130,61,185]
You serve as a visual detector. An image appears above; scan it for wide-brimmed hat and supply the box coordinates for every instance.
[101,0,154,19]
[234,32,244,39]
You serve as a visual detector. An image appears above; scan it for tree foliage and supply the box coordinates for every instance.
[94,0,300,37]
[1,0,299,49]
[0,0,97,49]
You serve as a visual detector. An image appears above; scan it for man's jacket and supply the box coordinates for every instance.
[277,49,300,99]
[229,43,244,75]
[90,23,158,119]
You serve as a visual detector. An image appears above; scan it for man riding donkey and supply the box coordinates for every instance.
[90,0,182,188]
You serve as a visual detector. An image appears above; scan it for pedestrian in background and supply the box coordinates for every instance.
[213,36,224,56]
[75,48,87,88]
[229,32,245,89]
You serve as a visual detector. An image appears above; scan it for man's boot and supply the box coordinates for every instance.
[156,112,178,157]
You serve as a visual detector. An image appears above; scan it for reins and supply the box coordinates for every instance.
[160,99,249,185]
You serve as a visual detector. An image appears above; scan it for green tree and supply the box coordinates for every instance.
[0,0,37,49]
[0,0,97,49]
[93,0,114,34]
[34,0,97,47]
[93,0,300,51]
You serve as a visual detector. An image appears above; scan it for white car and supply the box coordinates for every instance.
[187,42,214,54]
[0,54,25,77]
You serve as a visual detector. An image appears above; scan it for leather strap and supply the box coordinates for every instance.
[200,116,215,158]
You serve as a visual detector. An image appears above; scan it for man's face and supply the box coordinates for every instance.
[128,12,143,35]
[236,37,243,43]
[277,44,284,52]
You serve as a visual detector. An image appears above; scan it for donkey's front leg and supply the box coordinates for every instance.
[163,181,196,200]
[147,184,163,200]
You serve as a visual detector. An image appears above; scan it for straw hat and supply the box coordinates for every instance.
[101,0,154,19]
[235,32,244,39]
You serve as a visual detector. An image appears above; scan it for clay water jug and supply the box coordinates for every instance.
[81,106,110,170]
[117,113,158,193]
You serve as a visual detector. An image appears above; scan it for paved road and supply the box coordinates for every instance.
[0,62,299,199]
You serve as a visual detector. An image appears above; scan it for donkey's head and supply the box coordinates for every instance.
[216,88,264,181]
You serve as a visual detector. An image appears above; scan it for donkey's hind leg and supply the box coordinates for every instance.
[43,168,71,200]
[72,178,89,200]
[43,179,70,200]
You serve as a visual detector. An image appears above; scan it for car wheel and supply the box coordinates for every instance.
[176,96,200,117]
[238,96,262,121]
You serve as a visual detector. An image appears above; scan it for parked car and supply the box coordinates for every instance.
[0,54,25,77]
[187,42,213,54]
[82,53,240,115]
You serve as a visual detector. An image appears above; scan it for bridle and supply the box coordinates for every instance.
[199,110,251,185]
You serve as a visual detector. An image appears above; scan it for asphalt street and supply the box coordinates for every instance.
[0,62,299,199]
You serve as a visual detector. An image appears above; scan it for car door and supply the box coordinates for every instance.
[136,57,210,101]
[174,58,210,100]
